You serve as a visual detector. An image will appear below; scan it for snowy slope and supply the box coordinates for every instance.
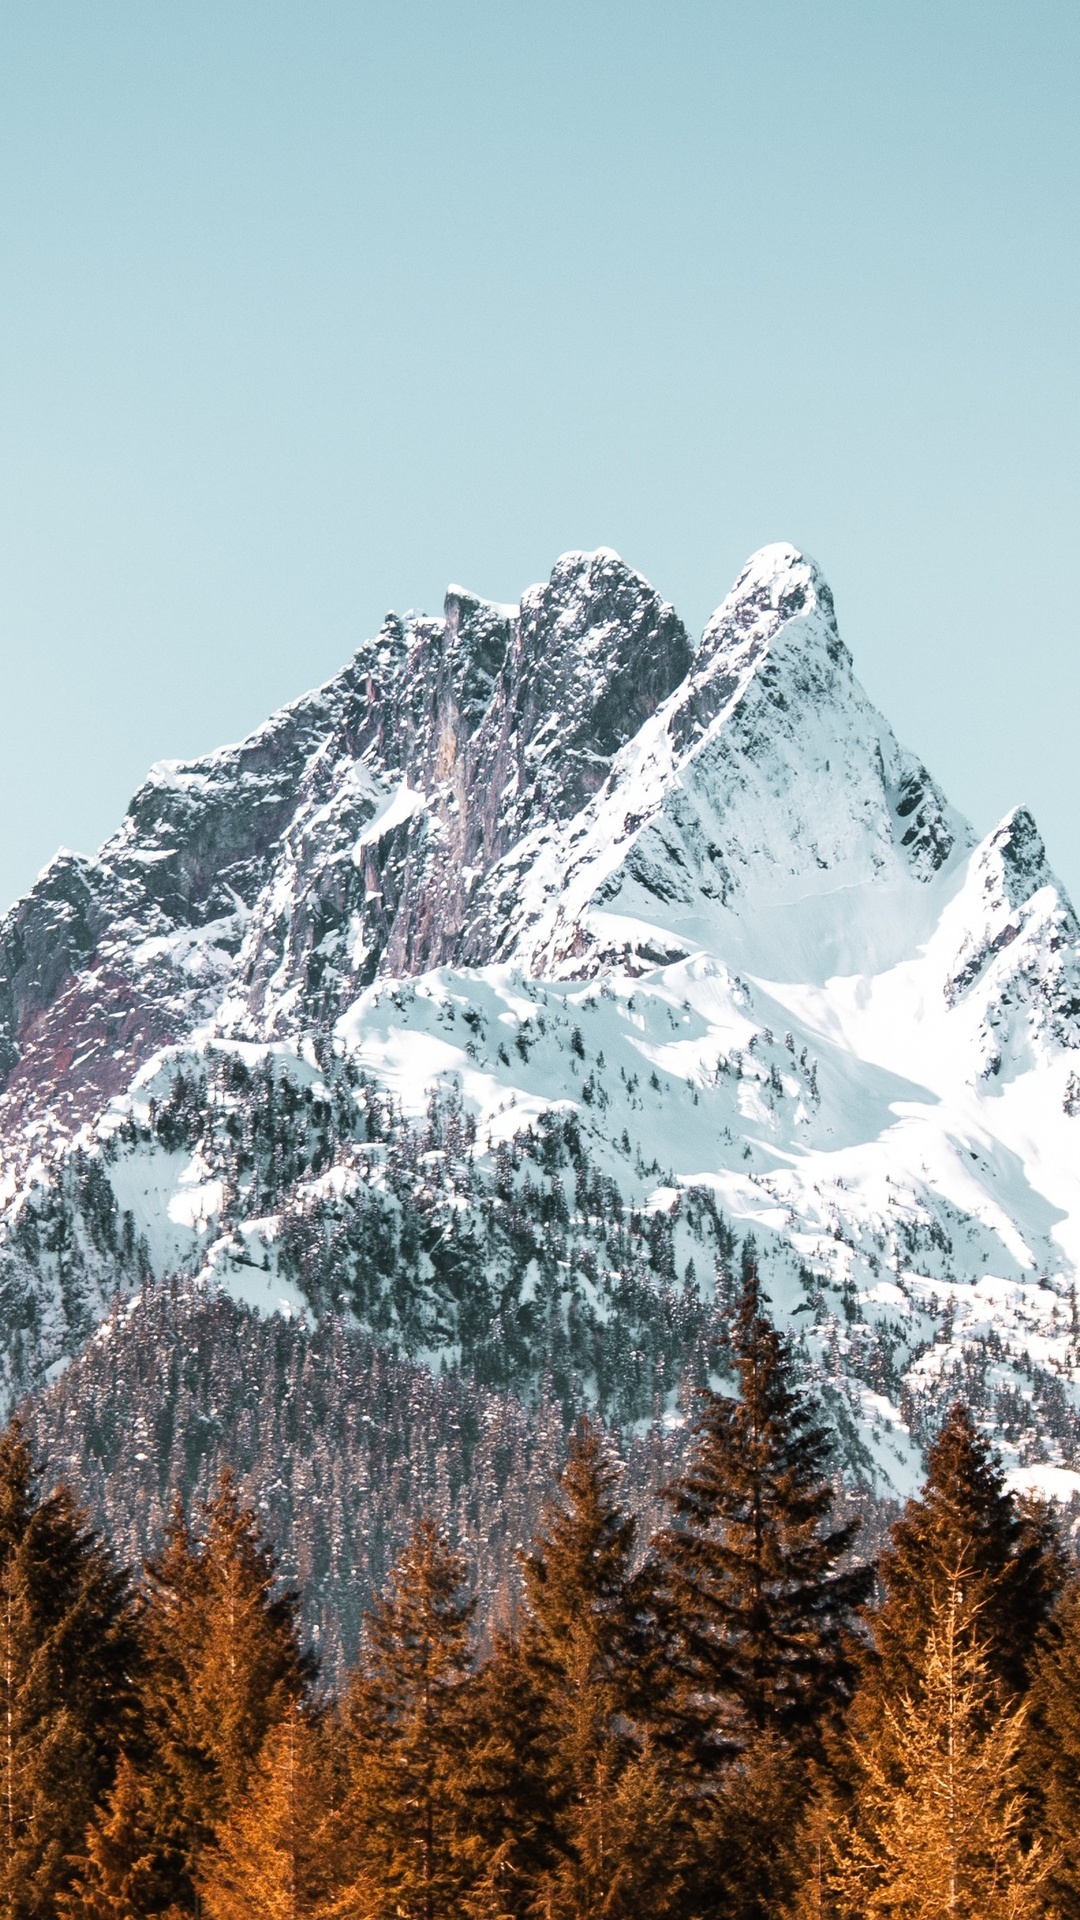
[1,541,1079,1498]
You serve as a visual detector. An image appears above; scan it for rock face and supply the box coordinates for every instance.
[3,540,1080,1499]
[0,549,693,1144]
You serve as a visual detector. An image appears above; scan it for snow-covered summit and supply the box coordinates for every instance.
[498,541,970,982]
[696,540,839,666]
[0,541,1079,1497]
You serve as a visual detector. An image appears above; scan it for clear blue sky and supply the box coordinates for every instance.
[1,2,1078,913]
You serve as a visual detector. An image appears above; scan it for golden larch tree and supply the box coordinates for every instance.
[822,1562,1054,1920]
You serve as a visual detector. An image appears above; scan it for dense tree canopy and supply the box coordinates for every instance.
[0,1251,1075,1919]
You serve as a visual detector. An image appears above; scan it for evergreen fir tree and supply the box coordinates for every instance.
[197,1707,332,1920]
[817,1562,1053,1919]
[517,1418,684,1920]
[58,1755,177,1920]
[176,1470,315,1810]
[1020,1573,1080,1917]
[694,1734,808,1920]
[332,1519,474,1920]
[870,1402,1062,1702]
[0,1418,142,1920]
[453,1635,557,1919]
[522,1416,639,1701]
[653,1245,872,1768]
[642,1250,874,1918]
[77,1470,314,1916]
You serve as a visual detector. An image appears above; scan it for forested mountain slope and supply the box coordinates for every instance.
[3,541,1080,1499]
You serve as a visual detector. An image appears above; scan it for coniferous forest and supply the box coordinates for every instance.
[4,1254,1079,1919]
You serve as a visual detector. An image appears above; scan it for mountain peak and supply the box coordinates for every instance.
[982,806,1056,909]
[1,537,1079,1511]
[506,547,692,798]
[725,538,835,610]
[697,541,840,677]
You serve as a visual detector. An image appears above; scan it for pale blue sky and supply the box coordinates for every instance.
[1,2,1078,911]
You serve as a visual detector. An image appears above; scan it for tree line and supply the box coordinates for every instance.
[3,1252,1080,1917]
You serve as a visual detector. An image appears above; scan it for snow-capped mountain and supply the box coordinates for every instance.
[3,541,1080,1500]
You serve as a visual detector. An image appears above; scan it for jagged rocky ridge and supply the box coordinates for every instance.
[4,541,1080,1501]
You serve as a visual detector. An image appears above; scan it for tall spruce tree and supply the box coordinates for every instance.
[517,1418,684,1920]
[74,1469,313,1917]
[332,1519,474,1920]
[654,1245,872,1768]
[1019,1574,1080,1917]
[869,1403,1061,1703]
[58,1754,176,1920]
[816,1561,1053,1920]
[0,1418,141,1920]
[169,1471,315,1811]
[197,1707,332,1920]
[453,1635,558,1919]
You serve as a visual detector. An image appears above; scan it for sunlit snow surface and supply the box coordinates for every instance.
[321,890,1080,1498]
[4,541,1080,1496]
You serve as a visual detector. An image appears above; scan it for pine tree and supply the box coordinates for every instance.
[197,1707,332,1920]
[516,1418,684,1920]
[870,1403,1061,1703]
[452,1635,557,1919]
[818,1562,1053,1919]
[174,1470,315,1812]
[331,1519,474,1920]
[653,1246,872,1768]
[643,1251,873,1919]
[58,1755,177,1920]
[694,1732,809,1920]
[1020,1572,1080,1917]
[0,1418,142,1919]
[76,1469,314,1916]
